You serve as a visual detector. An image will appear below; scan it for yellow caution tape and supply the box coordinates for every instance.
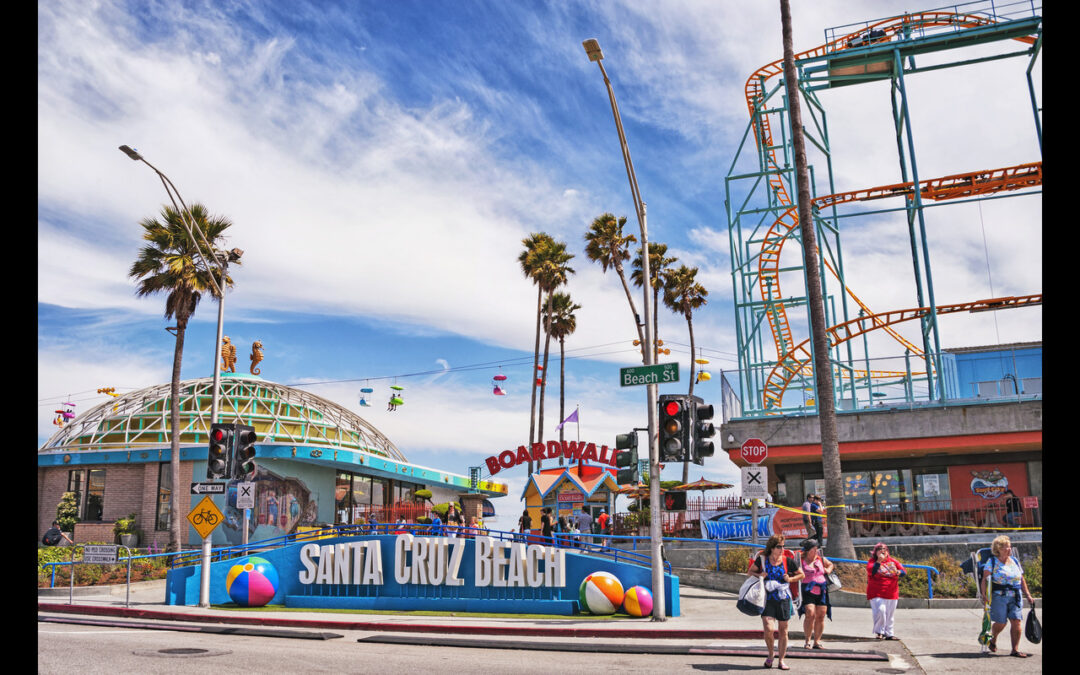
[767,502,1041,532]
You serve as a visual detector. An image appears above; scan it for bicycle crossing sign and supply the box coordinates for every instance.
[187,495,224,539]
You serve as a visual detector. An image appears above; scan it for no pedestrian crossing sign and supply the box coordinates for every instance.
[742,465,768,499]
[82,545,119,564]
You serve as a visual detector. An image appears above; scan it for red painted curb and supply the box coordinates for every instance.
[37,603,768,639]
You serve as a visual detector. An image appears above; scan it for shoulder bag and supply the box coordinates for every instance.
[736,556,767,616]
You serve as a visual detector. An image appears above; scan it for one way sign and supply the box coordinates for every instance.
[190,482,225,495]
[741,465,768,499]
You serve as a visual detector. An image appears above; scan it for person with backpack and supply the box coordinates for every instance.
[866,542,906,640]
[42,520,73,547]
[981,535,1035,658]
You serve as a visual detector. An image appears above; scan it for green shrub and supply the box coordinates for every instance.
[56,492,79,533]
[1023,548,1042,596]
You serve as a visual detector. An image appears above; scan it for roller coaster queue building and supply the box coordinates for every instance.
[718,342,1042,536]
[37,372,508,548]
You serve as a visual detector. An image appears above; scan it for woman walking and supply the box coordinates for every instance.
[866,542,906,640]
[749,534,804,669]
[797,539,833,649]
[981,535,1035,657]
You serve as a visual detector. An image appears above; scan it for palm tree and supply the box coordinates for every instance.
[781,0,854,558]
[129,203,236,552]
[543,291,581,466]
[632,242,678,362]
[519,233,556,475]
[584,213,646,363]
[663,265,708,483]
[534,242,575,465]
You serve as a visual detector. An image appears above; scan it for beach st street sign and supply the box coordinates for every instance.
[191,482,226,495]
[620,362,679,387]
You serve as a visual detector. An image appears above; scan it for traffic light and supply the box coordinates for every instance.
[232,424,258,479]
[615,431,639,484]
[207,422,233,480]
[658,394,691,462]
[690,397,716,465]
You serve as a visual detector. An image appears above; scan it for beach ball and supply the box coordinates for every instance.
[226,556,279,607]
[579,571,624,615]
[622,585,654,617]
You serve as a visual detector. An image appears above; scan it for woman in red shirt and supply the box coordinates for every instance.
[866,542,906,639]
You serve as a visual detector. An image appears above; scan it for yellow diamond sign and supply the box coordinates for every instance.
[187,495,224,539]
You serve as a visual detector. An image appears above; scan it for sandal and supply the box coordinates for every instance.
[875,634,885,640]
[1010,651,1030,658]
[778,662,790,671]
[803,640,811,649]
[988,638,997,653]
[763,657,773,668]
[812,643,823,649]
[885,636,899,641]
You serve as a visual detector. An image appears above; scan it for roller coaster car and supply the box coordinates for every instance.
[847,28,888,49]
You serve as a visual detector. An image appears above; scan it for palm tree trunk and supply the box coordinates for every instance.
[537,292,555,466]
[528,286,542,475]
[781,0,854,559]
[558,336,566,467]
[168,325,186,553]
[614,262,647,363]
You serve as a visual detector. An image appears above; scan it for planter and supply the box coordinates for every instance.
[119,533,138,548]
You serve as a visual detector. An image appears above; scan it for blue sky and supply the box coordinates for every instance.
[38,0,1041,525]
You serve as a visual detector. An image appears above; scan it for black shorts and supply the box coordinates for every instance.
[801,587,827,606]
[761,596,792,622]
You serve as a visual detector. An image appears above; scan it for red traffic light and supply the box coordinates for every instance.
[663,400,681,416]
[211,428,226,442]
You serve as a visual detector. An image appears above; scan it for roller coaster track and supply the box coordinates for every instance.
[743,10,1040,409]
[761,294,1042,410]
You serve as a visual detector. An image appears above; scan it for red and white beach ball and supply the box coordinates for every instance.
[578,571,625,615]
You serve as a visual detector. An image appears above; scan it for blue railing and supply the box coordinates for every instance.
[655,536,940,599]
[165,524,671,575]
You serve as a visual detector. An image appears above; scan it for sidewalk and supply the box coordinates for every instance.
[39,579,1042,672]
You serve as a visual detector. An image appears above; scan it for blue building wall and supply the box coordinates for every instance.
[943,345,1041,399]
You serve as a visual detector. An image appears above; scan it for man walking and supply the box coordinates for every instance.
[811,495,825,547]
[802,493,817,540]
[575,506,594,549]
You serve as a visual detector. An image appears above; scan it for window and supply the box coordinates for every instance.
[67,470,84,518]
[156,463,172,531]
[66,469,105,521]
[913,469,951,509]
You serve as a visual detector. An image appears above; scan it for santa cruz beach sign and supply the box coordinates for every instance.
[486,440,617,475]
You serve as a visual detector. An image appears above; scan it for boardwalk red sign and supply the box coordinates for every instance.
[741,438,767,464]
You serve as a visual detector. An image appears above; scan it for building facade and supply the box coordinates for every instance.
[38,372,507,548]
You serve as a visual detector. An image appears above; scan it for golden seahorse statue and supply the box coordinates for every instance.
[221,336,237,373]
[250,340,264,375]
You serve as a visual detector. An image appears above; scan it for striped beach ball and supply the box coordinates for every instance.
[622,585,654,617]
[226,556,279,607]
[579,571,625,615]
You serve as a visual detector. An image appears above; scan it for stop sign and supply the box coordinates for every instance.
[741,438,767,464]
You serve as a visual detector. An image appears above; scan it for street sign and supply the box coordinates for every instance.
[236,481,256,509]
[741,437,768,464]
[82,544,118,564]
[620,362,679,387]
[742,465,768,499]
[191,482,226,495]
[187,495,225,539]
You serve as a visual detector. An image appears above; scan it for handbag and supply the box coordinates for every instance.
[827,572,842,592]
[736,556,767,616]
[1025,608,1041,644]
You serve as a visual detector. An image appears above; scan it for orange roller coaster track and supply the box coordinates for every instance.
[761,295,1042,411]
[742,9,1040,409]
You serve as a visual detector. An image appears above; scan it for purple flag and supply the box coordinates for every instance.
[555,409,579,431]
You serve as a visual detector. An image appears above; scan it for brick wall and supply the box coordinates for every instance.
[38,460,196,548]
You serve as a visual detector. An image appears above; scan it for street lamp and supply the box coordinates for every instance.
[119,144,237,608]
[581,39,664,622]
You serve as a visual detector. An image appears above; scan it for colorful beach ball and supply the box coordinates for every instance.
[622,585,654,617]
[579,571,625,615]
[226,556,279,607]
